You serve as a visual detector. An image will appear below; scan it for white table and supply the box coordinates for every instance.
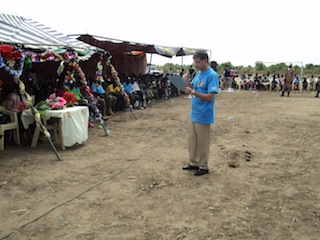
[21,106,89,150]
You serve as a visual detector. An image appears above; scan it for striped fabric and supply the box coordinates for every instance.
[0,13,97,60]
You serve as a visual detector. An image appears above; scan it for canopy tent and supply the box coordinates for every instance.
[75,34,180,58]
[75,34,208,58]
[72,34,209,76]
[0,15,109,157]
[0,14,99,60]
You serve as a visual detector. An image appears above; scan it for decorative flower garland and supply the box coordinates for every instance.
[0,45,51,138]
[1,46,106,132]
[74,61,104,124]
[64,61,77,90]
[0,49,25,76]
[58,51,104,125]
[94,54,104,85]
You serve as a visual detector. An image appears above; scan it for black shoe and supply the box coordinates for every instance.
[194,168,209,176]
[182,164,199,170]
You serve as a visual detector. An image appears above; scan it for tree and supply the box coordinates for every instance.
[305,63,314,70]
[255,62,266,72]
[268,63,287,75]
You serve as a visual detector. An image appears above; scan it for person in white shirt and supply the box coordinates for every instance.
[131,79,145,109]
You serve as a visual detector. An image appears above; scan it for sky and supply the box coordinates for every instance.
[1,0,320,67]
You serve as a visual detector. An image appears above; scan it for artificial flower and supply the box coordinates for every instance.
[62,92,78,107]
[46,93,66,110]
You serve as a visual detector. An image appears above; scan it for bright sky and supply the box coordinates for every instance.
[1,0,319,67]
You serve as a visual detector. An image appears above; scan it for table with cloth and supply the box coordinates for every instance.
[21,106,89,150]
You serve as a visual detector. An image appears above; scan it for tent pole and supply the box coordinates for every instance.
[149,53,153,74]
[147,53,153,82]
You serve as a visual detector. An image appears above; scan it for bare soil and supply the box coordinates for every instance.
[1,91,320,240]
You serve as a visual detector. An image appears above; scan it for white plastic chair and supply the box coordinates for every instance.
[234,77,244,90]
[0,106,20,150]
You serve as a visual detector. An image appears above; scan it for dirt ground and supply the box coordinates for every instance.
[0,90,320,240]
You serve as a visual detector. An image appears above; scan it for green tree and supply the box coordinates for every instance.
[255,62,266,72]
[305,64,314,70]
[268,63,287,75]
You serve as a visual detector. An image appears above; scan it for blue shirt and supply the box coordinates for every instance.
[123,82,133,94]
[91,82,105,95]
[190,67,219,124]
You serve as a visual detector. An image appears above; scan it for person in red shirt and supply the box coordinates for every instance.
[2,85,26,113]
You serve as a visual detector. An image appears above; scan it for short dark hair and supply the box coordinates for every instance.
[193,51,208,61]
[210,61,218,71]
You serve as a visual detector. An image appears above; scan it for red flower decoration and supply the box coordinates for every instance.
[62,92,77,106]
[0,45,22,60]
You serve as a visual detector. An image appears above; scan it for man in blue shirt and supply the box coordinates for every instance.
[182,51,219,176]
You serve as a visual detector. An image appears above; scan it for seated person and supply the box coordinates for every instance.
[293,75,300,90]
[302,77,308,91]
[261,75,270,91]
[2,85,26,113]
[145,81,156,103]
[123,77,139,108]
[131,79,146,109]
[101,79,117,115]
[91,79,107,116]
[244,75,253,90]
[271,75,278,91]
[278,74,284,91]
[159,78,169,100]
[254,74,261,90]
[309,75,315,90]
[2,84,29,140]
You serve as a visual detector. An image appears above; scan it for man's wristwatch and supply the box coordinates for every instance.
[191,89,196,96]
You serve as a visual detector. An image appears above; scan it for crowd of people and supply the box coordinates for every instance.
[220,64,320,97]
[0,56,193,146]
[1,61,320,129]
[0,63,187,128]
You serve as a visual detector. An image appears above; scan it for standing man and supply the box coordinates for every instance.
[282,64,295,97]
[222,65,231,90]
[182,51,219,176]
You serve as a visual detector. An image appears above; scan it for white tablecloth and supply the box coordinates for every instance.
[21,106,89,147]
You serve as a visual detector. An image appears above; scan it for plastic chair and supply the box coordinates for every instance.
[291,81,302,92]
[306,78,312,91]
[234,77,244,90]
[0,106,20,150]
[269,79,280,91]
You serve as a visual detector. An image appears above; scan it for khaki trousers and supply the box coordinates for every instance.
[189,121,211,169]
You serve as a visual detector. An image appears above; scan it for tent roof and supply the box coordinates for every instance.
[0,14,99,59]
[74,34,208,58]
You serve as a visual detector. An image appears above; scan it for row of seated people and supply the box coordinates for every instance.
[224,74,320,92]
[0,72,183,132]
[89,74,181,117]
